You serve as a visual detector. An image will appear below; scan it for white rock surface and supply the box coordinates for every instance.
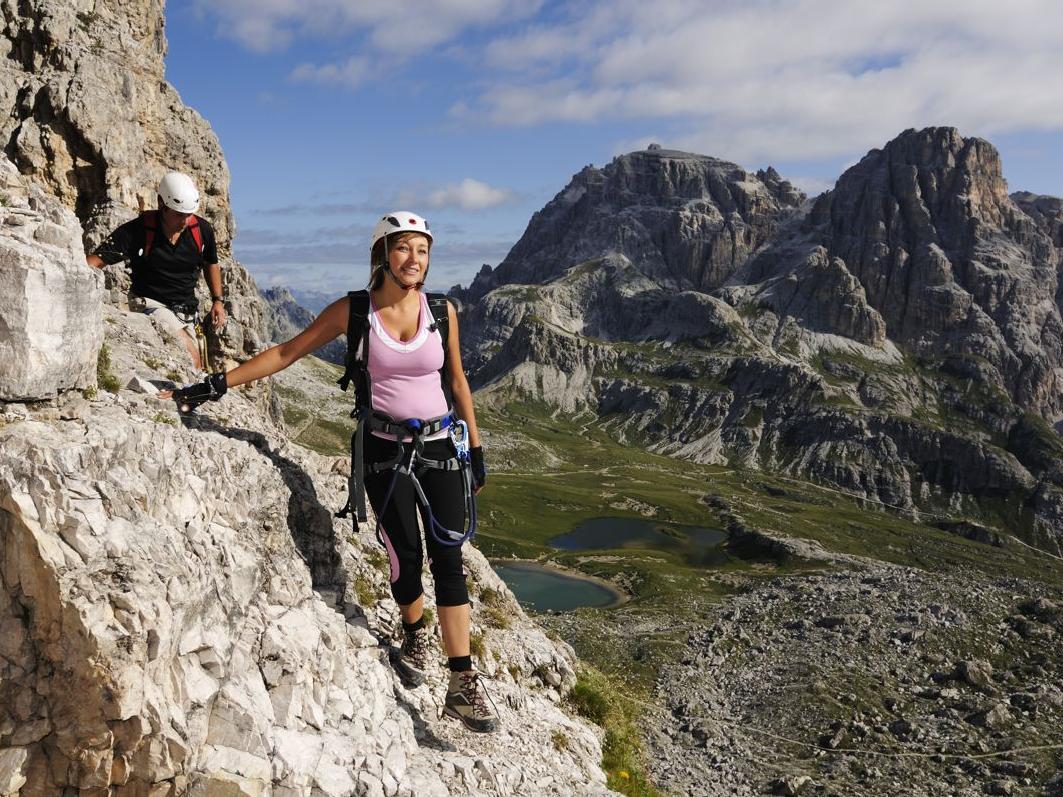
[0,159,103,400]
[0,306,617,796]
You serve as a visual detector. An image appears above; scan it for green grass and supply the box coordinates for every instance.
[477,587,511,629]
[568,668,662,797]
[354,573,379,607]
[469,630,486,661]
[96,344,121,393]
[273,375,356,456]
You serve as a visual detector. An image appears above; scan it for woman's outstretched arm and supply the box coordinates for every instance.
[225,296,350,388]
[160,296,349,405]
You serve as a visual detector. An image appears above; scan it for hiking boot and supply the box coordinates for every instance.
[391,623,434,687]
[444,670,498,733]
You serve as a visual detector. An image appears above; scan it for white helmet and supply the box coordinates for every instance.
[157,171,200,214]
[370,211,432,259]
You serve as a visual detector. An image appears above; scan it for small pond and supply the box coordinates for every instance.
[494,561,623,612]
[548,516,729,566]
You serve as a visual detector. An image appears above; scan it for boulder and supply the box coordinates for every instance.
[0,160,103,400]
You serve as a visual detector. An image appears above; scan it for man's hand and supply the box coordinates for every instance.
[210,300,227,332]
[169,372,227,413]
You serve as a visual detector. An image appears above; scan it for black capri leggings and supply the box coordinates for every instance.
[362,433,470,607]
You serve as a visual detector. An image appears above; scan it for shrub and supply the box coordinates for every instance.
[354,574,378,608]
[96,344,121,393]
[469,630,486,660]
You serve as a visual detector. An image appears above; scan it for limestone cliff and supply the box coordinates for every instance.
[0,3,618,794]
[463,148,803,302]
[0,0,268,359]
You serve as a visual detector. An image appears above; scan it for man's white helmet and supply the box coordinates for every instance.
[370,211,432,258]
[157,171,200,214]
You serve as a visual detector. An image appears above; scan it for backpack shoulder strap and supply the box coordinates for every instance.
[427,293,455,409]
[337,290,372,395]
[427,293,450,349]
[141,210,158,258]
[187,215,204,256]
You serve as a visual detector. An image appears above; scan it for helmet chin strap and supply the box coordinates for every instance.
[385,266,423,291]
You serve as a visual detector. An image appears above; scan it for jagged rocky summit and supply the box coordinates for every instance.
[0,3,619,795]
[456,129,1063,552]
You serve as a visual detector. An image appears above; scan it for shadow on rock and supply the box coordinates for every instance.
[181,414,346,599]
[180,414,449,736]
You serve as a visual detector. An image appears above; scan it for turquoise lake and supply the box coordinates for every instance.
[493,562,622,612]
[495,516,730,611]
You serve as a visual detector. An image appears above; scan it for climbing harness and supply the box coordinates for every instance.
[345,412,477,547]
[169,301,213,372]
[335,289,476,547]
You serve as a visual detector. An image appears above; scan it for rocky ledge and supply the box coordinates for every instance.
[0,290,616,794]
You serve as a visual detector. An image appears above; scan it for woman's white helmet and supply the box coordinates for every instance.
[157,172,200,214]
[370,211,432,258]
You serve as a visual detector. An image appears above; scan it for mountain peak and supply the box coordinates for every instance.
[466,146,804,300]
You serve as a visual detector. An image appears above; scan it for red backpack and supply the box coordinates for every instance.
[142,211,204,259]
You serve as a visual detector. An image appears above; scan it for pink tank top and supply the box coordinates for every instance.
[368,292,449,438]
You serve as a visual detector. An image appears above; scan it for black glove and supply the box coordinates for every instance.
[470,446,486,489]
[173,372,227,413]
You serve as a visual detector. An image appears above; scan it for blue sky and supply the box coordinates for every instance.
[164,0,1063,296]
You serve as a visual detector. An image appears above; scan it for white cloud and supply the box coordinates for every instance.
[198,0,1063,168]
[424,178,513,210]
[196,0,542,54]
[290,56,370,88]
[456,0,1063,164]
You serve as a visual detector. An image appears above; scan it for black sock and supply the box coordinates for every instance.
[448,655,472,673]
[402,616,425,634]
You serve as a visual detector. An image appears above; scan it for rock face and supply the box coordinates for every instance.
[457,131,1063,548]
[0,158,102,400]
[464,149,803,301]
[811,128,1063,418]
[0,304,616,796]
[0,0,270,361]
[0,3,617,793]
[0,0,230,240]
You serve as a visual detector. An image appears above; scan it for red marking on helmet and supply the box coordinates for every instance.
[408,218,418,225]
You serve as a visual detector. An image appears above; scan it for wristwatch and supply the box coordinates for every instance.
[211,295,225,303]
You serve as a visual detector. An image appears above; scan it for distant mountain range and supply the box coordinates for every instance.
[451,128,1063,551]
[260,287,345,365]
[288,289,334,315]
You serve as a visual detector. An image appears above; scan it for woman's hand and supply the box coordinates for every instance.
[160,372,228,412]
[470,446,486,494]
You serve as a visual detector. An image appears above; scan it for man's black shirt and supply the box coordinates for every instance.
[93,213,219,307]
